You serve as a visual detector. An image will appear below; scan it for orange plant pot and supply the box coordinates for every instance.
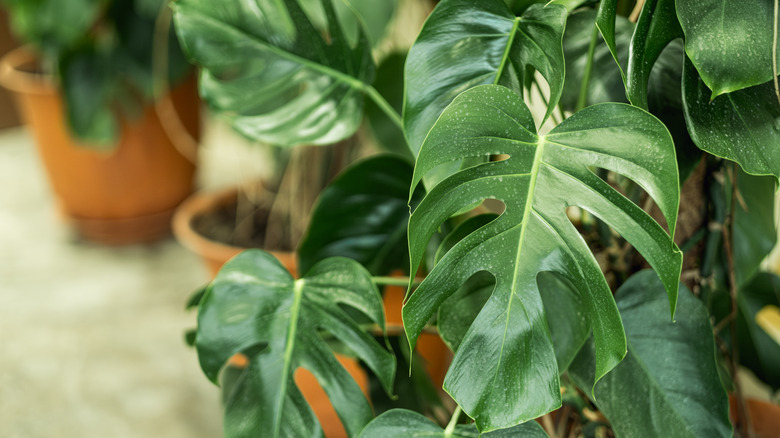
[0,47,199,244]
[730,396,780,438]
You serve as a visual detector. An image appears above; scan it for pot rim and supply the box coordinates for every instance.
[0,46,56,95]
[172,186,296,267]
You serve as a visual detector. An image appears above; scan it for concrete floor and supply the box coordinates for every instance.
[0,127,224,437]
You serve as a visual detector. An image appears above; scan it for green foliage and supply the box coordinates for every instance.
[196,251,395,437]
[1,0,191,146]
[171,0,780,435]
[569,270,732,438]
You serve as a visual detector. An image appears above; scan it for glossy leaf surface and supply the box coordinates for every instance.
[625,0,683,109]
[172,0,374,146]
[569,271,731,438]
[403,0,567,157]
[405,85,682,431]
[358,409,549,438]
[677,0,780,97]
[682,58,780,178]
[594,0,624,82]
[197,251,394,437]
[298,155,416,276]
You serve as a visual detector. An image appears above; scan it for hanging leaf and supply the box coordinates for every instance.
[594,0,624,83]
[560,9,631,111]
[569,270,732,438]
[298,155,418,275]
[404,84,682,431]
[677,0,780,97]
[625,0,683,109]
[172,0,374,146]
[358,409,549,438]
[682,58,780,179]
[403,0,567,157]
[196,250,395,437]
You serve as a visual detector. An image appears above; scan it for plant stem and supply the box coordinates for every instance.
[363,84,404,130]
[575,24,599,112]
[443,406,462,436]
[722,163,752,437]
[629,0,646,23]
[373,276,423,287]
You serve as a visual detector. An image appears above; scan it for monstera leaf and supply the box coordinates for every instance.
[172,0,375,146]
[359,409,549,438]
[196,251,395,437]
[677,0,780,97]
[569,271,731,438]
[682,58,780,179]
[404,85,682,431]
[403,0,567,157]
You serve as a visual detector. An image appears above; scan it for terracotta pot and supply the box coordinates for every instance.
[730,395,780,438]
[0,47,198,244]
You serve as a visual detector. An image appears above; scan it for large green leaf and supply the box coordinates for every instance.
[196,251,395,437]
[682,58,780,178]
[403,0,567,157]
[569,270,732,438]
[677,0,780,97]
[298,155,417,276]
[172,0,374,146]
[404,85,682,431]
[358,409,549,438]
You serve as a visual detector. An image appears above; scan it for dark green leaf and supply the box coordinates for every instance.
[403,0,567,157]
[561,9,631,112]
[358,409,549,438]
[733,172,777,286]
[677,0,780,97]
[594,0,624,83]
[735,273,780,389]
[405,85,682,431]
[197,251,395,437]
[682,58,780,179]
[569,270,732,438]
[537,272,591,373]
[298,155,416,276]
[365,52,411,158]
[625,0,683,109]
[172,0,374,146]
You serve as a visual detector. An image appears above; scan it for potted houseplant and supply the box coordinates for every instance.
[0,0,199,244]
[174,0,780,436]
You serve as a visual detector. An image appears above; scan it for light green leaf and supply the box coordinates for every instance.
[172,0,374,146]
[404,85,682,431]
[569,270,732,438]
[682,57,780,179]
[196,251,395,437]
[677,0,780,97]
[403,0,567,158]
[298,155,417,276]
[358,409,549,438]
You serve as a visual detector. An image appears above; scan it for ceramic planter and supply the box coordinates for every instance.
[0,47,199,244]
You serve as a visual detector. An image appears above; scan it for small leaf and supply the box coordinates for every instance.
[677,0,780,97]
[298,155,417,276]
[682,58,780,179]
[403,0,567,157]
[197,251,395,437]
[569,270,732,438]
[172,0,374,146]
[405,85,681,431]
[358,409,549,438]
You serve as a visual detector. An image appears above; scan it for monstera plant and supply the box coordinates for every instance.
[173,0,780,436]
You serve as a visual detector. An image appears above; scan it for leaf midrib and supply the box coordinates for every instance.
[273,279,305,437]
[184,8,369,92]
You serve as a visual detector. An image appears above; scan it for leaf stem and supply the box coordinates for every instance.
[373,276,423,287]
[443,406,462,436]
[575,24,600,112]
[363,84,404,130]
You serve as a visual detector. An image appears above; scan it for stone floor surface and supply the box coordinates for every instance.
[0,127,224,437]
